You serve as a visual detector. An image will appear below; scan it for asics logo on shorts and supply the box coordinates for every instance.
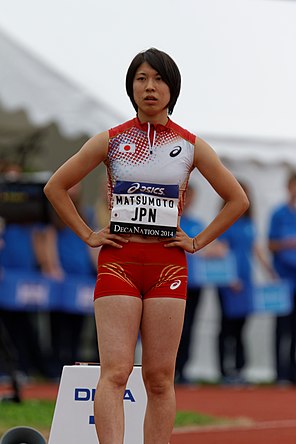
[170,279,182,290]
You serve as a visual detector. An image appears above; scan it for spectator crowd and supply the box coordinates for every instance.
[1,162,296,388]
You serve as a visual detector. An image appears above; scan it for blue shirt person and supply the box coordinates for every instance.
[268,172,296,384]
[175,185,204,384]
[0,222,50,378]
[42,183,98,376]
[218,181,274,384]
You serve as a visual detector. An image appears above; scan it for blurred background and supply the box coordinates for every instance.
[0,0,296,385]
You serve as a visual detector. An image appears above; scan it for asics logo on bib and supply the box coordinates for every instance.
[170,280,182,290]
[127,182,165,196]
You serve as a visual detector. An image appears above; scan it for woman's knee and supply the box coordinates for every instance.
[142,366,173,396]
[100,363,134,389]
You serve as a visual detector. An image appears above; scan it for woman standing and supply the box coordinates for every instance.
[44,48,248,444]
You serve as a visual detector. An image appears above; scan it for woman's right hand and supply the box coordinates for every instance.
[86,225,130,249]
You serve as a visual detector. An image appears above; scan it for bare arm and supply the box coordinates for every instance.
[193,138,249,249]
[44,131,128,248]
[254,243,277,278]
[268,238,296,253]
[165,137,249,253]
[32,226,64,279]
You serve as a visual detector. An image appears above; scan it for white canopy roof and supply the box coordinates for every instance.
[203,134,296,166]
[0,29,124,138]
[0,21,295,166]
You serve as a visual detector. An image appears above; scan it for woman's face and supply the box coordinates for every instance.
[132,62,170,122]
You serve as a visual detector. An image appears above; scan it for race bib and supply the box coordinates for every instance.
[110,181,179,237]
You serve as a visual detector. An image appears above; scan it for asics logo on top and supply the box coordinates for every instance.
[170,146,182,157]
[127,182,165,196]
[119,143,136,153]
[170,279,182,290]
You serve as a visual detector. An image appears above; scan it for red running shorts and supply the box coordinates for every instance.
[94,242,188,300]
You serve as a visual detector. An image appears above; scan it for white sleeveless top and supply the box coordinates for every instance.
[105,117,196,216]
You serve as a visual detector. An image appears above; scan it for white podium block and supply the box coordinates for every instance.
[48,364,147,444]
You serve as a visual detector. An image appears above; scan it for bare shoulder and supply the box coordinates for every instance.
[79,130,109,160]
[46,130,109,187]
[193,136,221,167]
[192,137,247,204]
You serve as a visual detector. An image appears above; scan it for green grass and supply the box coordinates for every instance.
[175,410,228,428]
[0,400,55,438]
[0,400,231,438]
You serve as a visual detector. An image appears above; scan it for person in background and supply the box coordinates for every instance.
[0,216,19,391]
[174,184,203,384]
[0,162,49,380]
[268,171,296,384]
[44,48,248,443]
[218,181,275,384]
[34,183,99,376]
[176,183,228,385]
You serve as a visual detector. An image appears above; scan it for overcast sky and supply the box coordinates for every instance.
[0,0,296,139]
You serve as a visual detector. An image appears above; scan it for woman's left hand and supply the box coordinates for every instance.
[164,226,195,253]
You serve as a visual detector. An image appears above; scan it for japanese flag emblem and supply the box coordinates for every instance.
[119,143,136,153]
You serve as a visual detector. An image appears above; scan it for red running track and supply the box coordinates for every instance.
[172,384,296,444]
[1,382,296,444]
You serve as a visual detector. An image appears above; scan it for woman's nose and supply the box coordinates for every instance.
[145,78,155,90]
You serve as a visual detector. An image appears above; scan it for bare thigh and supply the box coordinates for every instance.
[141,298,186,376]
[94,296,142,373]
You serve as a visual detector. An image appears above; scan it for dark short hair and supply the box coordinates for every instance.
[125,48,181,115]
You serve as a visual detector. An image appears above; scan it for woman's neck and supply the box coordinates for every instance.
[137,110,169,126]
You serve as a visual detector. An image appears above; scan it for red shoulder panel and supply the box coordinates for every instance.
[108,118,136,139]
[167,120,196,145]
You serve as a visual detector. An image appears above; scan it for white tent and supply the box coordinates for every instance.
[1,25,295,165]
[0,28,124,138]
[205,134,296,166]
[1,0,296,140]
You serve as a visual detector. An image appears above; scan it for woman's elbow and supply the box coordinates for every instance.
[240,192,250,215]
[43,180,55,201]
[43,182,50,198]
